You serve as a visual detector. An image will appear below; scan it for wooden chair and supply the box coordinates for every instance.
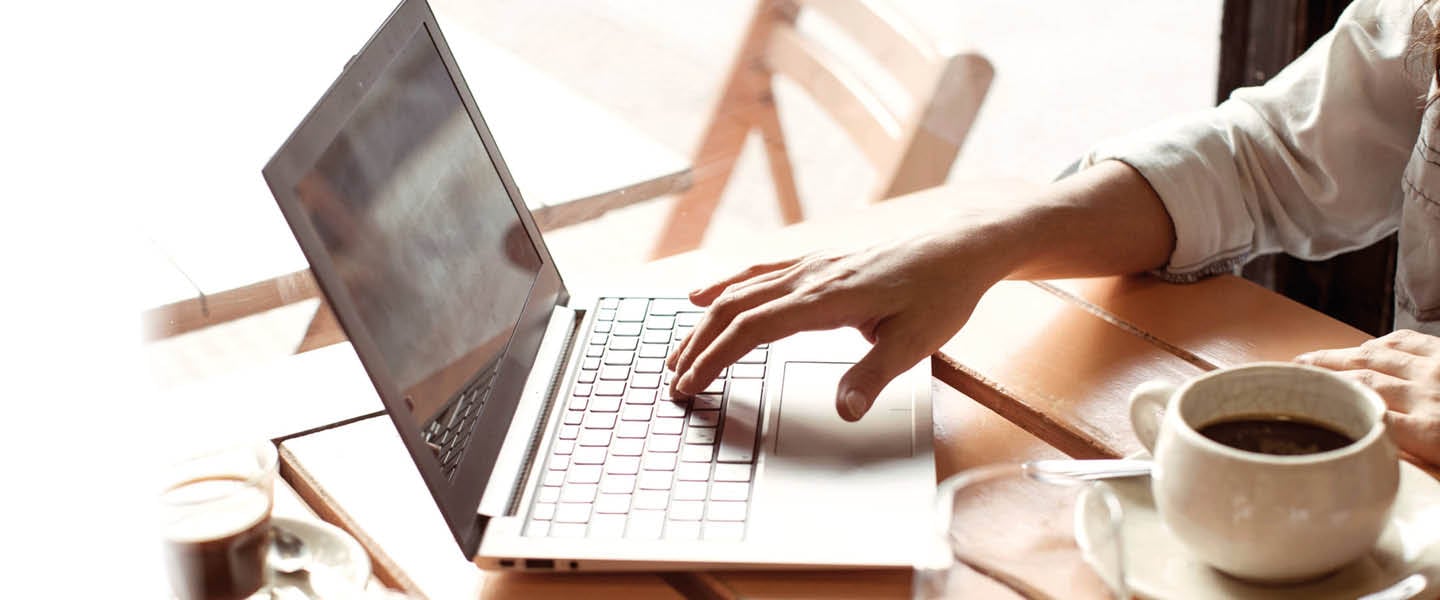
[649,0,994,259]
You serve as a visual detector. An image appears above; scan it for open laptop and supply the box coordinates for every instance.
[263,0,935,571]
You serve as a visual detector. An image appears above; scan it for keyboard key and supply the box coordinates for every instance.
[572,446,607,465]
[643,453,677,471]
[638,470,674,491]
[578,370,597,384]
[578,429,612,447]
[707,501,747,521]
[647,434,681,453]
[693,394,723,410]
[593,321,613,334]
[669,500,704,521]
[589,333,608,346]
[677,462,711,481]
[595,493,632,514]
[631,373,661,389]
[682,428,718,448]
[589,514,627,538]
[681,445,714,463]
[649,299,693,316]
[595,381,625,396]
[543,470,566,486]
[604,351,635,366]
[617,299,649,321]
[611,437,645,456]
[713,463,752,482]
[613,322,642,336]
[605,456,640,475]
[538,486,561,503]
[548,455,570,471]
[567,465,602,484]
[532,503,555,521]
[563,410,584,426]
[676,312,702,327]
[585,345,605,358]
[634,358,665,374]
[561,484,598,503]
[600,475,635,494]
[616,421,649,439]
[572,383,593,398]
[701,379,725,395]
[608,336,639,351]
[711,482,750,501]
[589,396,621,412]
[567,396,588,411]
[673,327,692,342]
[599,298,620,310]
[596,309,617,322]
[599,365,630,381]
[645,315,676,330]
[638,343,669,359]
[550,522,587,538]
[737,349,768,364]
[642,330,670,345]
[622,404,654,422]
[652,417,684,435]
[666,521,701,540]
[527,520,550,538]
[581,357,601,370]
[633,489,670,510]
[626,510,665,540]
[688,410,720,428]
[657,401,688,418]
[554,503,592,523]
[719,380,762,463]
[552,439,575,456]
[673,481,707,501]
[584,413,618,430]
[558,425,580,440]
[625,389,657,405]
[730,363,765,379]
[703,522,745,541]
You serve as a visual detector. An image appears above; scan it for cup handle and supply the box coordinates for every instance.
[1128,380,1175,454]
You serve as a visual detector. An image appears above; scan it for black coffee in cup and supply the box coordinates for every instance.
[1198,415,1355,456]
[162,475,273,600]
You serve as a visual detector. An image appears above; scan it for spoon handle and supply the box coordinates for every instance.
[1022,459,1154,483]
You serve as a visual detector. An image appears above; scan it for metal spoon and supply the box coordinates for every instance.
[269,527,313,574]
[1022,459,1154,484]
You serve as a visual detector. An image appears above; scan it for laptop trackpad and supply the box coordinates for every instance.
[773,362,914,461]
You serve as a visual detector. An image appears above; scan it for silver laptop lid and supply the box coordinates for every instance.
[262,0,569,558]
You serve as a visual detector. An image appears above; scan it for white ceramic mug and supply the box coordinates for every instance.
[1128,362,1400,582]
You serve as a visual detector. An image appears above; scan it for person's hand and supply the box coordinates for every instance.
[1295,329,1440,465]
[666,230,1013,422]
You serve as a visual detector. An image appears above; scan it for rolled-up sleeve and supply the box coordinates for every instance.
[1078,0,1428,282]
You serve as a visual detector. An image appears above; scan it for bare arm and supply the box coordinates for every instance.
[668,159,1175,420]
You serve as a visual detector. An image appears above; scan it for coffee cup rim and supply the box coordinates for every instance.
[161,440,279,507]
[1170,362,1388,464]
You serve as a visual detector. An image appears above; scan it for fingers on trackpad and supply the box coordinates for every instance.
[772,362,914,461]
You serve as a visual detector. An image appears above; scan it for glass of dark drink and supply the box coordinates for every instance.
[160,441,278,600]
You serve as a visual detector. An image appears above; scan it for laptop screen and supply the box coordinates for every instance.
[294,26,543,465]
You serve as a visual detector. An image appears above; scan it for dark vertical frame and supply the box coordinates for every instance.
[1219,0,1398,335]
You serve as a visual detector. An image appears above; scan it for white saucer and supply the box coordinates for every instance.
[264,516,372,597]
[1076,458,1440,599]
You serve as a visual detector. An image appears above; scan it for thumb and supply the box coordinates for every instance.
[1386,411,1440,466]
[836,326,930,422]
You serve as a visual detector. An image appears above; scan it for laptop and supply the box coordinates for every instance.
[263,0,935,571]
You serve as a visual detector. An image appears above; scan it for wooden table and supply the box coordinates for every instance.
[268,180,1424,598]
[139,0,689,338]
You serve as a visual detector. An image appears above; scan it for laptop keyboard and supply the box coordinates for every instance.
[525,297,766,542]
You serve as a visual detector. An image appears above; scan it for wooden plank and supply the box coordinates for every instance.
[281,416,683,600]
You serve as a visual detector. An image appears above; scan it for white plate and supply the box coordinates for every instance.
[1076,458,1440,599]
[265,516,372,597]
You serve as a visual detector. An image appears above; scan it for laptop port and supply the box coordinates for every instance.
[524,559,555,570]
[498,559,514,568]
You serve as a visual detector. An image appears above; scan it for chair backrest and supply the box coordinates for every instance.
[650,0,993,258]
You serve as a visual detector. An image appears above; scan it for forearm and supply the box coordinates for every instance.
[985,160,1176,281]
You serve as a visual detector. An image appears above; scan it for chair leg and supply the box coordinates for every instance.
[295,298,347,354]
[754,88,803,225]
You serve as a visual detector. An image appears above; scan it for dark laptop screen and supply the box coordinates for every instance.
[294,26,542,460]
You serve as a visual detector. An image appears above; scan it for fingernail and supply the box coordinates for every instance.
[1295,353,1315,364]
[841,389,869,422]
[676,373,693,394]
[689,288,705,297]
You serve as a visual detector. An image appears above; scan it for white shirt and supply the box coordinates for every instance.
[1078,0,1440,335]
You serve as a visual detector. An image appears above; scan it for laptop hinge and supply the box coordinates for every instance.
[476,305,580,520]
